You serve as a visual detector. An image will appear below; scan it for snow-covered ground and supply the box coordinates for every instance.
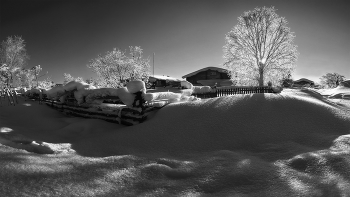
[1,88,350,196]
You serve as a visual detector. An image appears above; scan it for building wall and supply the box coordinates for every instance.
[186,69,230,85]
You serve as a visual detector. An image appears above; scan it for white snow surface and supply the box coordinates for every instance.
[181,80,193,89]
[144,92,182,102]
[63,81,95,92]
[316,86,350,98]
[1,88,350,196]
[149,75,182,82]
[126,80,146,94]
[192,85,212,94]
[179,89,193,96]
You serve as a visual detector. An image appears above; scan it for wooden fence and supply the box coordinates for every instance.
[192,86,274,99]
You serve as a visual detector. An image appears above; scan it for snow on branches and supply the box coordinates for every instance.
[0,36,29,87]
[223,7,298,86]
[87,46,151,88]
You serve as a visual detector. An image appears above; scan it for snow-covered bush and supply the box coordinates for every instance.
[87,47,151,88]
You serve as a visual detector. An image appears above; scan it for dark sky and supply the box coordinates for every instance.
[1,0,349,83]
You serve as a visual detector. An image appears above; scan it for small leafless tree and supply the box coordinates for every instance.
[0,36,29,87]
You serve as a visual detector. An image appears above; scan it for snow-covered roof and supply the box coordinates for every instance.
[182,67,228,79]
[294,78,314,83]
[149,75,182,82]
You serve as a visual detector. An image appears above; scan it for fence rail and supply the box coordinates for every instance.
[192,86,274,99]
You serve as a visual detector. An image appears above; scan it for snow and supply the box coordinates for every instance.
[144,92,182,102]
[116,87,135,106]
[46,86,65,99]
[1,88,350,196]
[180,80,193,89]
[149,75,182,82]
[192,85,212,94]
[44,80,145,107]
[63,81,95,92]
[179,89,193,96]
[316,86,350,97]
[126,80,146,94]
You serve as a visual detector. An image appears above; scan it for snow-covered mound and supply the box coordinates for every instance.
[316,86,350,98]
[63,81,96,92]
[46,86,66,99]
[126,80,146,94]
[179,89,193,96]
[1,89,350,196]
[78,89,350,156]
[181,81,193,89]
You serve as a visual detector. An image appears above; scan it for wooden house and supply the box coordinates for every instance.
[182,67,232,87]
[293,78,315,87]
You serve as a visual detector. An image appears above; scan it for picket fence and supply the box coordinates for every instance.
[192,86,274,99]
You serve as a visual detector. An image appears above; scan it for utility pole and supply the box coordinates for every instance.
[153,53,155,77]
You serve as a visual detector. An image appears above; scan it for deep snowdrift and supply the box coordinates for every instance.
[1,88,350,196]
[73,89,350,158]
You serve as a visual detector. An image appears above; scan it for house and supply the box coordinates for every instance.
[148,75,182,88]
[293,78,315,87]
[182,67,232,87]
[340,79,350,88]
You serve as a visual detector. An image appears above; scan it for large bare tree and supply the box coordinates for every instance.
[0,36,29,87]
[87,46,150,88]
[223,7,298,86]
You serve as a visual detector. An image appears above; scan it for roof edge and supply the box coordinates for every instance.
[182,67,228,79]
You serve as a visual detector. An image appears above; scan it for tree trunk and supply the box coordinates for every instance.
[259,68,264,87]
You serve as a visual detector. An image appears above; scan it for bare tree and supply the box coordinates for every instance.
[0,36,29,87]
[223,7,298,86]
[320,73,345,88]
[87,46,151,88]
